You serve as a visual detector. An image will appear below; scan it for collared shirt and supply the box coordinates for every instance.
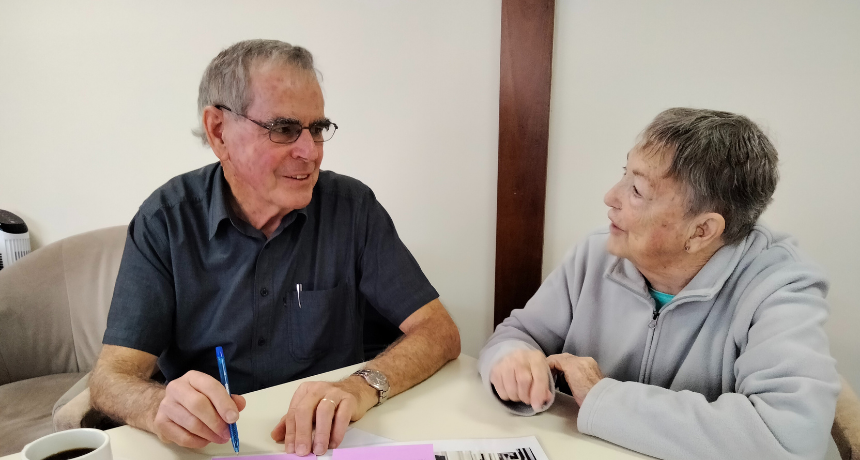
[103,163,438,394]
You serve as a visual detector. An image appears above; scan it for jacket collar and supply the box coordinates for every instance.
[605,235,748,305]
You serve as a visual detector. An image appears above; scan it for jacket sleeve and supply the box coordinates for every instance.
[478,244,585,415]
[576,259,841,460]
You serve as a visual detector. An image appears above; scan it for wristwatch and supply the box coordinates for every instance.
[352,369,390,406]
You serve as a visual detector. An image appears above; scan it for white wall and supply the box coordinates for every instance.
[0,1,502,357]
[3,0,856,411]
[546,0,860,413]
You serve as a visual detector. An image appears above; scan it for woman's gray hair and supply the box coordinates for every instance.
[640,108,779,245]
[193,39,317,146]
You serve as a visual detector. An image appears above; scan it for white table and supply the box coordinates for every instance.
[5,355,649,459]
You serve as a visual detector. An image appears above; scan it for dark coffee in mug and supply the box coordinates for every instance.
[41,448,96,460]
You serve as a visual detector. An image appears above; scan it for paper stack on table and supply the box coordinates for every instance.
[211,427,394,460]
[332,444,434,460]
[213,428,549,460]
[424,436,547,460]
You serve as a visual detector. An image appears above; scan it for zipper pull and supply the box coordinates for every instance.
[296,284,303,309]
[649,310,659,329]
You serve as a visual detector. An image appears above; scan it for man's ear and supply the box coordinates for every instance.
[203,106,229,161]
[686,212,725,253]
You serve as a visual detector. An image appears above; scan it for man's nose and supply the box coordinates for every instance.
[290,129,318,161]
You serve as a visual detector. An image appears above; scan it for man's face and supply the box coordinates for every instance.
[221,62,325,212]
[603,146,691,268]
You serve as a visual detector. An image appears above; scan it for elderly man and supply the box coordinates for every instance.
[89,39,460,457]
[480,108,840,460]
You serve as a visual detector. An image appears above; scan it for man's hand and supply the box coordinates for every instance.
[271,376,377,456]
[546,353,604,406]
[90,345,246,449]
[151,370,247,449]
[489,349,554,412]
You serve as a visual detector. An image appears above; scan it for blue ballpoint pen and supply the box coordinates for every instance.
[215,346,240,453]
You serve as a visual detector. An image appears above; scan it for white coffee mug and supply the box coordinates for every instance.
[21,428,112,460]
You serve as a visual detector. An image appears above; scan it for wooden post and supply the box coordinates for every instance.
[494,0,555,327]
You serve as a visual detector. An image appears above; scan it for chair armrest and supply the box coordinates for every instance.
[833,375,860,460]
[52,373,90,432]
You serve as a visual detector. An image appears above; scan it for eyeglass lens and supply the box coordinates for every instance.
[269,122,336,144]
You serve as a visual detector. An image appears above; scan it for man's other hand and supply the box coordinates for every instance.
[152,370,246,449]
[271,377,376,456]
[546,353,604,406]
[489,349,554,412]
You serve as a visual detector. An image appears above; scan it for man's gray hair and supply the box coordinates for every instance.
[640,108,779,245]
[193,39,317,145]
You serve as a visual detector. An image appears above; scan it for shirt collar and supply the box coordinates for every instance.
[207,164,309,240]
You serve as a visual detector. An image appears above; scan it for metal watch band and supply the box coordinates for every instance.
[352,369,390,406]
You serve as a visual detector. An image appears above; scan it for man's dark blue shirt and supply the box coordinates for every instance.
[103,163,439,394]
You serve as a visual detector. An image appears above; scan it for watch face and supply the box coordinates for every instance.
[361,370,389,390]
[368,373,385,387]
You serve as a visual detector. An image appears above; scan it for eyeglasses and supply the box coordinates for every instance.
[215,105,337,144]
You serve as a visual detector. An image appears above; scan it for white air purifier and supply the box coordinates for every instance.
[0,210,31,270]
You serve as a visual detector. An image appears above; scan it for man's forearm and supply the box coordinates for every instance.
[362,301,461,398]
[89,357,165,433]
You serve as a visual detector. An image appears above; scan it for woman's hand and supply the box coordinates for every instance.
[489,349,554,412]
[546,353,604,406]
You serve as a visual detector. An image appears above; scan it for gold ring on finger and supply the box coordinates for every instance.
[321,398,338,407]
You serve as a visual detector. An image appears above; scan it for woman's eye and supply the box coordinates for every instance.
[633,185,641,197]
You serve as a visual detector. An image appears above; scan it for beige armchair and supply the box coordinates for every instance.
[834,375,860,460]
[0,226,126,456]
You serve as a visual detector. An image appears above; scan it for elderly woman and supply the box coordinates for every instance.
[479,108,840,460]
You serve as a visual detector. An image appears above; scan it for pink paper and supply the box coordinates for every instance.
[212,454,316,460]
[332,444,435,460]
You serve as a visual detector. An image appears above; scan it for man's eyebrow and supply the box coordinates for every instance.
[266,116,331,126]
[309,117,331,126]
[265,116,301,125]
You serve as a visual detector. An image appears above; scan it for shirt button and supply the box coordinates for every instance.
[260,288,269,297]
[258,338,267,346]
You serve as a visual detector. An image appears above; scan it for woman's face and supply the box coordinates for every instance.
[603,146,693,269]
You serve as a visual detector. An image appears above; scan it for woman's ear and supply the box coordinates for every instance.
[686,213,725,253]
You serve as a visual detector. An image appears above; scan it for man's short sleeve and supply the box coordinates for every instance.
[357,192,439,327]
[102,211,176,356]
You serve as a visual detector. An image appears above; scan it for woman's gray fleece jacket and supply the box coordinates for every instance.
[478,224,840,460]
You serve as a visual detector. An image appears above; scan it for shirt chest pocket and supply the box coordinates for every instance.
[284,282,355,361]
